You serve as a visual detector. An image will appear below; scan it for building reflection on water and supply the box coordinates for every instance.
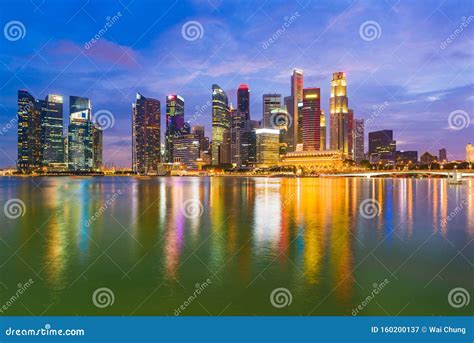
[5,176,473,314]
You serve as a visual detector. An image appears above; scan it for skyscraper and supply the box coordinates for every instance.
[237,84,250,121]
[368,130,396,163]
[348,109,354,158]
[256,128,280,166]
[466,143,473,162]
[242,120,259,166]
[270,108,290,157]
[262,94,281,128]
[291,69,303,149]
[284,96,294,152]
[68,96,93,171]
[17,90,42,173]
[41,94,65,166]
[302,88,321,151]
[92,125,103,171]
[230,107,245,166]
[353,119,364,164]
[320,109,327,150]
[329,72,350,155]
[438,148,447,163]
[132,93,161,174]
[191,125,206,153]
[165,94,185,162]
[211,84,230,165]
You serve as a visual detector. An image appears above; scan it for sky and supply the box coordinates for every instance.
[0,0,473,168]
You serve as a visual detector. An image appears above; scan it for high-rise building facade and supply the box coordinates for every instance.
[132,93,161,174]
[262,94,281,128]
[230,107,245,166]
[368,130,396,163]
[237,84,250,121]
[42,94,64,165]
[173,133,200,169]
[353,119,365,164]
[211,84,230,165]
[284,96,294,152]
[291,69,303,149]
[191,125,207,153]
[92,125,103,171]
[242,120,259,166]
[466,143,474,162]
[302,88,321,151]
[438,148,447,163]
[68,96,93,171]
[329,72,350,155]
[320,110,326,151]
[348,109,354,158]
[270,108,290,157]
[17,90,42,173]
[165,94,185,162]
[256,128,280,166]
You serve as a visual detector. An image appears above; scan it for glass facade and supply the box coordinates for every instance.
[165,94,185,162]
[329,72,350,154]
[68,96,93,171]
[42,94,64,165]
[302,88,321,151]
[211,84,229,165]
[132,93,161,174]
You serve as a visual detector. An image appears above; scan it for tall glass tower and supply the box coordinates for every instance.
[237,84,250,121]
[211,84,229,165]
[302,88,321,151]
[291,69,303,148]
[329,72,349,154]
[132,93,161,174]
[17,90,42,173]
[165,94,185,163]
[68,96,93,171]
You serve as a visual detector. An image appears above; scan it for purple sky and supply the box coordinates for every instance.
[0,0,473,167]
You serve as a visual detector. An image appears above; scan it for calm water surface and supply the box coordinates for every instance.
[1,176,473,315]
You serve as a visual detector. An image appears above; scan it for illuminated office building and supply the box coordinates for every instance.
[302,88,321,151]
[165,94,185,162]
[466,143,474,162]
[237,84,250,121]
[230,107,245,166]
[439,148,447,163]
[17,90,42,173]
[242,120,259,166]
[348,109,354,158]
[291,69,303,148]
[173,133,200,169]
[191,125,207,153]
[42,94,65,165]
[256,128,280,166]
[353,119,365,164]
[262,93,281,128]
[132,93,161,174]
[329,72,350,155]
[320,109,326,151]
[270,108,290,157]
[211,84,230,165]
[92,125,103,171]
[368,130,396,163]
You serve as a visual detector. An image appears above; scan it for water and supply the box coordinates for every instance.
[1,177,472,316]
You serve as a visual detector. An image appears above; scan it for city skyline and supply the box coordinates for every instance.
[1,0,473,167]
